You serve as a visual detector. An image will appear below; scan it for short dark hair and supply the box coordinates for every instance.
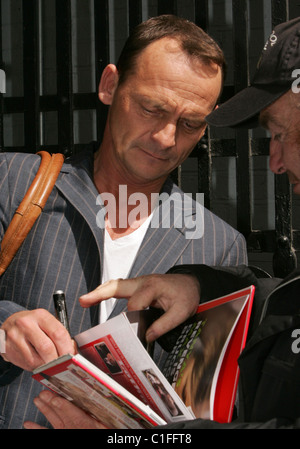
[116,15,226,85]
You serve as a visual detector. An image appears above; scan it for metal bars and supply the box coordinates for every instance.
[23,0,40,153]
[55,0,74,157]
[270,0,297,277]
[232,0,252,238]
[94,0,109,142]
[0,0,3,152]
[0,0,299,275]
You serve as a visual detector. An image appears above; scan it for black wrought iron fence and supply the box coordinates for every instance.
[1,0,299,277]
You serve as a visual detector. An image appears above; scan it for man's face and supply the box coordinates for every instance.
[260,90,300,195]
[103,38,222,187]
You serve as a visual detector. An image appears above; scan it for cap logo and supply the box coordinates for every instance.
[263,30,278,51]
[269,31,278,46]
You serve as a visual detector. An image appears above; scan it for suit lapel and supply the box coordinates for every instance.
[55,152,105,326]
[55,152,105,261]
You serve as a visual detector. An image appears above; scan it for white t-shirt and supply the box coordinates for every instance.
[99,214,153,323]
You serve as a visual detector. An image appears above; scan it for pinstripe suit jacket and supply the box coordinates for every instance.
[0,145,247,428]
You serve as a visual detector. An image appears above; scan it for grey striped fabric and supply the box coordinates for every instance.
[0,145,247,428]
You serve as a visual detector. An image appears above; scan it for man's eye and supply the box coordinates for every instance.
[182,121,201,132]
[142,107,156,116]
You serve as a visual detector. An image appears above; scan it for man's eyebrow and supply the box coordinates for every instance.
[182,116,206,127]
[259,110,283,130]
[134,93,206,125]
[135,94,167,110]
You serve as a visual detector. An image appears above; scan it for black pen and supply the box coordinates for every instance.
[53,290,70,334]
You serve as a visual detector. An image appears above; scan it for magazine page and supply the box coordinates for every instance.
[33,286,254,427]
[75,310,194,423]
[210,286,255,422]
[33,353,166,429]
[162,286,255,423]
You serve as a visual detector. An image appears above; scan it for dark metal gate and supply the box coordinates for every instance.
[1,0,299,277]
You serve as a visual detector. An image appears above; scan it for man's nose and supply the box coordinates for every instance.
[269,140,285,175]
[152,122,176,149]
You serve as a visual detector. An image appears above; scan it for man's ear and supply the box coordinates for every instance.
[98,64,119,105]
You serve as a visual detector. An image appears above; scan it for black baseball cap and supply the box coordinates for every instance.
[206,17,300,128]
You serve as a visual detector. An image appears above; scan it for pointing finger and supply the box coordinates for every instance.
[79,278,144,307]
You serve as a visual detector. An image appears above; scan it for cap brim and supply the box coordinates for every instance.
[206,84,290,128]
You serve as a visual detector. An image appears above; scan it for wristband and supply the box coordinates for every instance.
[0,329,6,353]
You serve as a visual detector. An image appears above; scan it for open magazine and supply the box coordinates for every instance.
[33,285,255,429]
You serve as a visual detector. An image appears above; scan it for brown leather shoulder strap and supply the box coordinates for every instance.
[0,151,65,276]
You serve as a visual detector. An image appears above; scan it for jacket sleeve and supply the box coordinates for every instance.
[163,264,294,429]
[0,154,33,383]
[0,153,40,325]
[167,264,281,337]
[168,264,257,300]
[0,154,30,326]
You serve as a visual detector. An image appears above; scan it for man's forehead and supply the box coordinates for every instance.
[140,37,183,57]
[137,37,219,76]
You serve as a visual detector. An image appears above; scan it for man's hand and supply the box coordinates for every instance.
[0,309,76,371]
[23,390,106,429]
[79,273,200,342]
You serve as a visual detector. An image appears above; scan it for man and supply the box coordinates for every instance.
[0,15,246,429]
[24,17,300,429]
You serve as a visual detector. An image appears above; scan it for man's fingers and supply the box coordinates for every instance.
[38,313,75,357]
[126,286,160,311]
[79,278,143,307]
[79,274,200,344]
[23,421,48,429]
[2,309,75,371]
[27,390,106,429]
[21,310,74,360]
[32,391,66,429]
[145,305,188,342]
[4,326,44,370]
